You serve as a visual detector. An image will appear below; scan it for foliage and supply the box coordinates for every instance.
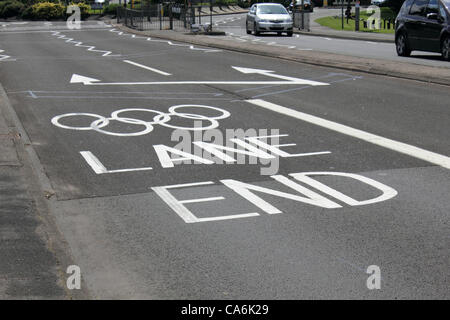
[381,0,405,15]
[103,3,119,15]
[30,1,65,20]
[0,0,25,18]
[315,13,395,34]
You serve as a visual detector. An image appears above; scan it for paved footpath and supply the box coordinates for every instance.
[0,85,85,299]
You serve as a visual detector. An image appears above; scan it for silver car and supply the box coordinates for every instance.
[246,3,294,37]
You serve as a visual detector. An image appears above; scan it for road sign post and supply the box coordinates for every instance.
[355,1,360,31]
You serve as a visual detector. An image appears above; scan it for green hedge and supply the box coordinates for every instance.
[103,3,119,15]
[0,0,25,18]
[30,1,65,20]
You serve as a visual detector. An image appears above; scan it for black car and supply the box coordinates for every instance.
[395,0,450,60]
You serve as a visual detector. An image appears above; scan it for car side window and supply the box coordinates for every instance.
[399,0,415,15]
[426,0,439,13]
[438,1,447,18]
[409,0,430,16]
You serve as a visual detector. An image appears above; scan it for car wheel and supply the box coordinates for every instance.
[287,31,293,37]
[254,22,260,36]
[441,35,450,61]
[396,32,411,57]
[246,21,251,34]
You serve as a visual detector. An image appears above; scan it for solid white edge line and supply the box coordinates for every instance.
[246,99,450,170]
[123,60,172,76]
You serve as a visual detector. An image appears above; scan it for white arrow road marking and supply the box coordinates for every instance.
[247,99,450,170]
[69,67,329,86]
[70,74,101,84]
[123,60,171,76]
[232,66,326,84]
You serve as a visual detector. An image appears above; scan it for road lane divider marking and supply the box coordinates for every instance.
[123,60,172,76]
[50,31,120,57]
[246,99,450,170]
[0,49,13,61]
[108,28,221,53]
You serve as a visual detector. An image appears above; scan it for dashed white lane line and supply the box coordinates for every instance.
[109,28,221,53]
[51,31,119,56]
[247,99,450,170]
[225,33,312,50]
[0,49,14,61]
[123,60,172,76]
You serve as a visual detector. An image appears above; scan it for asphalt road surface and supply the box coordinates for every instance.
[0,21,449,299]
[211,11,450,68]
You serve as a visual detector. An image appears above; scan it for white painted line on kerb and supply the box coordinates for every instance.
[123,60,172,76]
[246,99,450,170]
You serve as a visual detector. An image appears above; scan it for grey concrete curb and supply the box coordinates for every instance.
[113,23,450,87]
[294,30,395,43]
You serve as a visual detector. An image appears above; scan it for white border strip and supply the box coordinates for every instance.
[246,99,450,170]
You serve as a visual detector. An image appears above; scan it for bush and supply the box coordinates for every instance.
[237,0,251,8]
[31,1,65,20]
[20,5,34,19]
[382,0,405,15]
[380,7,396,19]
[0,0,25,18]
[103,3,119,15]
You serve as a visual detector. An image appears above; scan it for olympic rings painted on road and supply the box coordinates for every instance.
[51,105,231,137]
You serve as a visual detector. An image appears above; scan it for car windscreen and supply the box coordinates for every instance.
[257,5,288,14]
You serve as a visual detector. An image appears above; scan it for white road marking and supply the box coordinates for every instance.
[247,99,450,169]
[80,151,153,174]
[123,60,172,76]
[152,181,260,223]
[154,172,398,223]
[51,31,119,57]
[0,49,12,61]
[109,28,221,53]
[70,67,329,86]
[232,66,327,85]
[179,197,225,204]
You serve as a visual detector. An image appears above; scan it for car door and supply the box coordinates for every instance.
[406,0,430,50]
[247,5,257,30]
[421,0,446,51]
